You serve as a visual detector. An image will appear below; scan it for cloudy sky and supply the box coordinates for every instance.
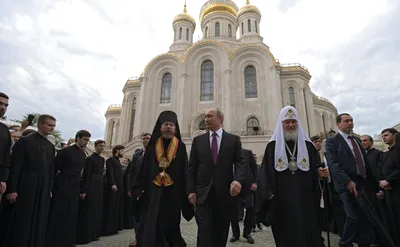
[0,0,398,139]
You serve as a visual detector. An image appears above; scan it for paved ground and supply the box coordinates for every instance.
[78,219,341,247]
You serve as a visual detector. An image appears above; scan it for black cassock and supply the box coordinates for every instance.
[46,144,86,247]
[5,132,55,247]
[102,155,124,235]
[378,148,400,245]
[135,139,194,247]
[76,153,105,244]
[256,140,324,247]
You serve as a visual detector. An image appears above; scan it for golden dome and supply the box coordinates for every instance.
[200,2,239,22]
[173,4,196,28]
[238,0,261,17]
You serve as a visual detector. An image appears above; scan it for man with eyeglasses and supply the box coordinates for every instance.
[46,130,91,247]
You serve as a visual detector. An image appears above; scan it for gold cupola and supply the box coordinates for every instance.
[173,3,196,29]
[199,0,239,22]
[238,0,261,18]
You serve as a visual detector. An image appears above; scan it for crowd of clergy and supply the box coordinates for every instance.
[0,90,399,247]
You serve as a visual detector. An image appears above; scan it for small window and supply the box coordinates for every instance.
[228,24,232,37]
[179,28,182,40]
[186,28,189,41]
[248,19,251,32]
[200,61,214,101]
[205,27,208,38]
[289,87,296,107]
[247,117,260,135]
[244,66,257,98]
[215,22,220,37]
[160,73,172,103]
[241,22,244,35]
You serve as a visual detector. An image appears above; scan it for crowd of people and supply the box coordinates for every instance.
[0,90,399,247]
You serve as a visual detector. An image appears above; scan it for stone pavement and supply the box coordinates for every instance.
[78,219,341,247]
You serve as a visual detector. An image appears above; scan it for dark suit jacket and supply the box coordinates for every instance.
[187,130,245,205]
[128,148,145,192]
[242,149,259,193]
[326,133,377,193]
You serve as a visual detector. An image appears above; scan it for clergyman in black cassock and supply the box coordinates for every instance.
[256,106,324,247]
[188,108,245,247]
[4,115,56,247]
[102,144,125,235]
[46,130,91,247]
[134,110,193,247]
[378,130,400,245]
[76,140,107,244]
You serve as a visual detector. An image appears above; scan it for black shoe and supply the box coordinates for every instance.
[244,235,255,244]
[256,223,263,230]
[229,236,240,242]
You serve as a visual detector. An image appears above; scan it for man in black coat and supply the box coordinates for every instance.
[187,108,245,247]
[229,148,258,244]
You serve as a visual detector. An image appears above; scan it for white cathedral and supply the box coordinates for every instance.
[103,0,338,159]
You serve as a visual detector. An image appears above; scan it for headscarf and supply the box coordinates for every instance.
[148,110,182,146]
[270,106,311,172]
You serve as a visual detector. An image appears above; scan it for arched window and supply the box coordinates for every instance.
[215,22,220,37]
[241,22,244,34]
[289,87,296,107]
[255,20,258,33]
[129,98,137,140]
[244,66,257,98]
[186,28,189,41]
[160,73,172,103]
[228,24,232,37]
[200,61,214,101]
[205,27,208,38]
[247,117,260,135]
[179,27,182,40]
[248,19,252,32]
[199,120,206,130]
[303,88,310,135]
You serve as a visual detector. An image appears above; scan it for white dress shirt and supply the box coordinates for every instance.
[337,130,366,167]
[209,128,223,154]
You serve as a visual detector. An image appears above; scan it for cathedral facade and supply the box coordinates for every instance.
[103,0,338,159]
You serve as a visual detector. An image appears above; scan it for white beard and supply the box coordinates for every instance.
[284,131,298,142]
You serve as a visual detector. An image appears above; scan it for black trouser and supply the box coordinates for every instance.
[196,188,233,247]
[231,207,254,237]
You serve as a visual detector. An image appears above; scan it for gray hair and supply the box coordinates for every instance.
[206,108,224,123]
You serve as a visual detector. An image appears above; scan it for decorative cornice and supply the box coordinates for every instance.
[313,96,338,114]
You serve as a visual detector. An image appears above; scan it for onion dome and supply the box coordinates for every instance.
[199,0,239,22]
[173,4,196,28]
[238,0,261,17]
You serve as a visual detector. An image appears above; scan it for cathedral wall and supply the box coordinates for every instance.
[313,102,337,135]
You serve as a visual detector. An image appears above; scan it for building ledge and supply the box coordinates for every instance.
[279,63,311,81]
[104,104,122,117]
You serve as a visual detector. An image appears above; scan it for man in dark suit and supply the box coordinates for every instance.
[229,148,258,244]
[187,108,245,247]
[127,133,151,247]
[326,113,377,247]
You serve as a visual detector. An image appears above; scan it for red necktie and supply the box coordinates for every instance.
[347,136,366,179]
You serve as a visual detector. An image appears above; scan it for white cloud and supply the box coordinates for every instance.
[0,0,398,139]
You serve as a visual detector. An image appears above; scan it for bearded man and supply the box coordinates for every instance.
[133,111,193,247]
[256,106,324,247]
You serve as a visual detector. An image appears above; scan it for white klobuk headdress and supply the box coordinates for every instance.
[270,106,311,173]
